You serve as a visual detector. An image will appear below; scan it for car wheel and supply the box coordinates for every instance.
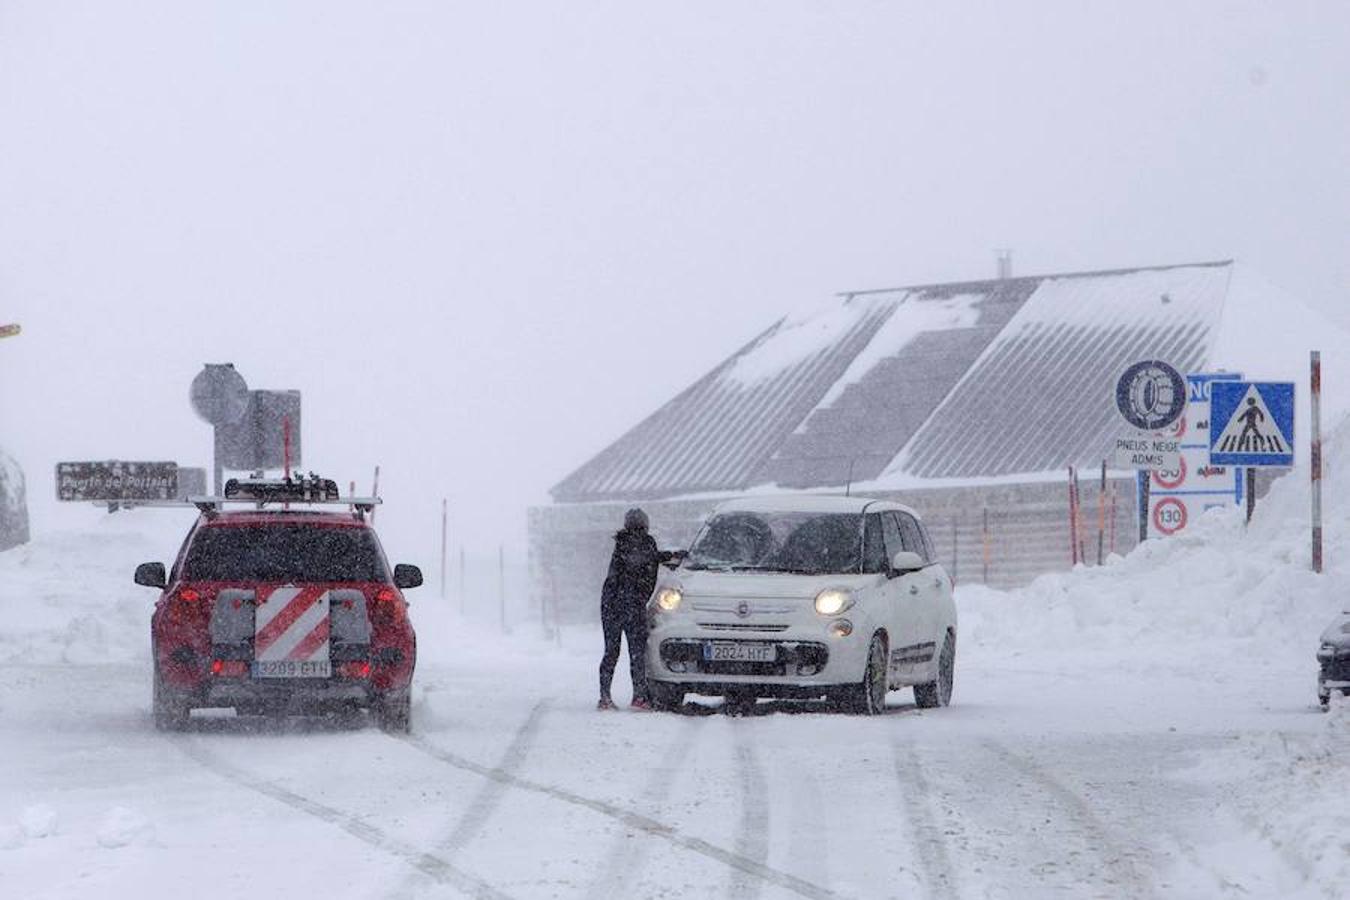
[650,683,684,712]
[844,634,888,715]
[376,690,412,733]
[152,669,190,731]
[915,632,955,709]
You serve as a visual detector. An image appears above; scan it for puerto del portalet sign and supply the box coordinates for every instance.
[56,461,180,502]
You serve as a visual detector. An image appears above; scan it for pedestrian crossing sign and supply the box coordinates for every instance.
[1209,380,1295,467]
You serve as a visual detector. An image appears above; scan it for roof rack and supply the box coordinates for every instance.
[188,474,382,518]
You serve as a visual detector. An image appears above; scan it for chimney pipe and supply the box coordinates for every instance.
[996,249,1013,280]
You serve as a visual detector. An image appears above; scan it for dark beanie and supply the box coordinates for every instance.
[623,508,649,531]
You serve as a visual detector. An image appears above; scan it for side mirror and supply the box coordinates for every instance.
[134,562,166,589]
[393,564,423,590]
[890,551,925,575]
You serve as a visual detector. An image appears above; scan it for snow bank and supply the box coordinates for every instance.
[0,509,195,665]
[1180,697,1350,897]
[96,807,154,849]
[959,411,1350,660]
[19,803,57,839]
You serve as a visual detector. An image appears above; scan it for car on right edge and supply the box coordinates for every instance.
[646,495,956,715]
[1317,609,1350,708]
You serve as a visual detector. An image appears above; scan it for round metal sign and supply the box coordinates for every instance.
[190,363,250,426]
[1152,496,1188,536]
[1115,360,1186,431]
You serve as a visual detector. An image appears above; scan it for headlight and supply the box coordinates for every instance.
[814,588,854,616]
[654,587,683,612]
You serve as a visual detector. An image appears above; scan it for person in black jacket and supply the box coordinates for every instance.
[598,508,673,710]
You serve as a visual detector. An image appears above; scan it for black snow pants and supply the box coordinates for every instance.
[599,604,648,701]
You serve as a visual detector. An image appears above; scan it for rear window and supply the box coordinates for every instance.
[182,524,388,582]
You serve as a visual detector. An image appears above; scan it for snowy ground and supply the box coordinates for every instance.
[2,459,1348,898]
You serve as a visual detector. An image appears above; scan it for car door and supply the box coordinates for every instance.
[896,511,948,679]
[856,512,891,629]
[881,511,929,683]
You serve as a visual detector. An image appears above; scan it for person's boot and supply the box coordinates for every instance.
[597,696,617,711]
[630,697,652,711]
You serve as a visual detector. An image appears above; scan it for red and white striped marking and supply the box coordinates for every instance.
[255,586,330,663]
[1311,350,1323,574]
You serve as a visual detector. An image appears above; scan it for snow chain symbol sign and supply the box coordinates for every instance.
[1115,360,1186,431]
[1152,497,1187,535]
[1209,381,1295,467]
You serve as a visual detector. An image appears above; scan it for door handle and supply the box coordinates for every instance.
[909,585,919,595]
[933,579,942,589]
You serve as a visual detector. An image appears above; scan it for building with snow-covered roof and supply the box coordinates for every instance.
[531,260,1345,623]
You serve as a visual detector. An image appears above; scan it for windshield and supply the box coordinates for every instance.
[685,511,862,574]
[182,525,389,582]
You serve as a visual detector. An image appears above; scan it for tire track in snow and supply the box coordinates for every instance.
[786,761,829,893]
[980,740,1153,897]
[396,731,841,900]
[729,723,771,900]
[890,741,958,900]
[176,737,510,900]
[389,700,551,899]
[585,715,705,897]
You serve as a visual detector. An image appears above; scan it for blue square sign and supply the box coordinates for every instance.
[1209,381,1295,467]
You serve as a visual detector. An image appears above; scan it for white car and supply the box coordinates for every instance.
[646,495,957,714]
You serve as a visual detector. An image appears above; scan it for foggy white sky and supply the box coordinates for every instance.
[2,2,1348,567]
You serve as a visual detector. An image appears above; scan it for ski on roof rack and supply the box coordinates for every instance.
[187,473,382,516]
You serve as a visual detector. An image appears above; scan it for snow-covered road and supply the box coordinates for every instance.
[5,452,1350,900]
[1,628,1335,899]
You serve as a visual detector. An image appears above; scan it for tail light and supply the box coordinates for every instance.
[210,659,248,677]
[372,587,405,624]
[338,660,372,679]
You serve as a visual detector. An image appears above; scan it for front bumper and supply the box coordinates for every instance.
[1317,645,1350,698]
[647,616,869,696]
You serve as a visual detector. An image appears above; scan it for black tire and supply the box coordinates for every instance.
[844,634,888,715]
[915,632,955,709]
[152,669,190,732]
[375,690,412,733]
[649,682,684,712]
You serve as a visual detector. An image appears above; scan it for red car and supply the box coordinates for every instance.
[135,477,420,731]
